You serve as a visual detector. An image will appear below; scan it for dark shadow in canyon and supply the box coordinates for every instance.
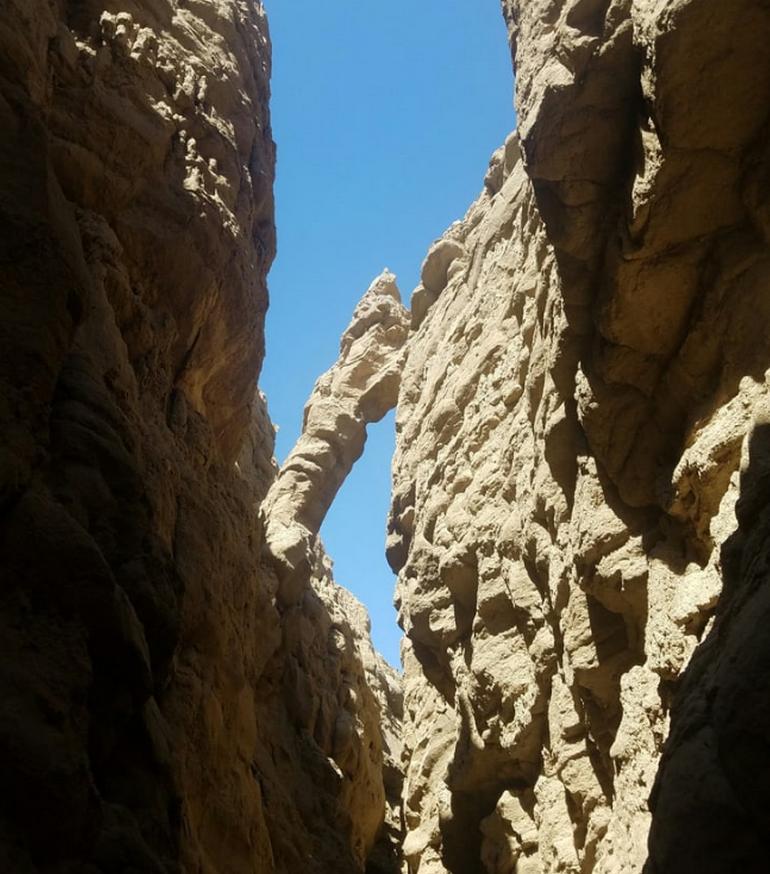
[645,422,770,874]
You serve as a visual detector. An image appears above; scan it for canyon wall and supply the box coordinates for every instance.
[391,1,770,872]
[0,2,399,872]
[4,1,770,872]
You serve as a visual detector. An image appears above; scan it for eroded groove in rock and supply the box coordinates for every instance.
[392,1,770,872]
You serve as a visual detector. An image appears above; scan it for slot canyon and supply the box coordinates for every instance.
[2,1,770,873]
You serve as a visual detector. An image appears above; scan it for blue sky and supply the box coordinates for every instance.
[260,1,515,666]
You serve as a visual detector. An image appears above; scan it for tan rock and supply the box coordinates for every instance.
[4,0,770,872]
[263,270,409,605]
[0,3,403,873]
[393,2,770,871]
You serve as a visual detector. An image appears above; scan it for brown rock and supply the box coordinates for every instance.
[0,3,403,873]
[4,0,770,872]
[263,270,409,606]
[392,2,770,871]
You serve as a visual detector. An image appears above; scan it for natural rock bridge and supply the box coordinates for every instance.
[1,1,770,873]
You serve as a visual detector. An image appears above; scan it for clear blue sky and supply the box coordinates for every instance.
[260,1,515,667]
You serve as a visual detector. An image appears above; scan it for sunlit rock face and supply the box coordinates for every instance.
[260,270,409,872]
[263,270,410,608]
[391,1,770,871]
[0,2,401,872]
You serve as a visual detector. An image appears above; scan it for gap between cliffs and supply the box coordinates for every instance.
[2,0,770,873]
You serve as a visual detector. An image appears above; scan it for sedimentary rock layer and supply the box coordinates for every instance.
[0,2,401,872]
[391,1,770,872]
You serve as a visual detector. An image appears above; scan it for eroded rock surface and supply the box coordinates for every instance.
[391,1,770,872]
[264,270,409,606]
[4,0,770,871]
[253,539,404,874]
[308,549,405,874]
[0,2,402,873]
[259,270,409,870]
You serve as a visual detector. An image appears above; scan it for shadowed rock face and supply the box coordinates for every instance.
[646,416,770,874]
[0,1,276,869]
[391,1,770,871]
[0,3,402,873]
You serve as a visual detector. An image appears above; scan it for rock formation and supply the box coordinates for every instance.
[0,2,402,872]
[3,0,770,872]
[263,270,409,607]
[259,269,409,871]
[389,1,770,873]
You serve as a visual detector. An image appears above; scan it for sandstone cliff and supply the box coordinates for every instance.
[4,0,770,872]
[390,1,770,872]
[0,2,401,872]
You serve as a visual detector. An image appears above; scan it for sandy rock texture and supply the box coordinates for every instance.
[307,548,405,874]
[0,2,401,872]
[251,538,404,874]
[390,1,770,872]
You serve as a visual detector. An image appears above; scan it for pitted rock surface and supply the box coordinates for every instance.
[391,2,770,872]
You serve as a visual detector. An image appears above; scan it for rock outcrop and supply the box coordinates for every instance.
[307,549,405,874]
[259,270,409,872]
[250,536,403,874]
[390,1,770,872]
[4,0,770,872]
[264,270,409,607]
[0,2,402,873]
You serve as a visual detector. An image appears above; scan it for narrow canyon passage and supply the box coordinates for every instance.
[260,0,514,669]
[1,2,770,874]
